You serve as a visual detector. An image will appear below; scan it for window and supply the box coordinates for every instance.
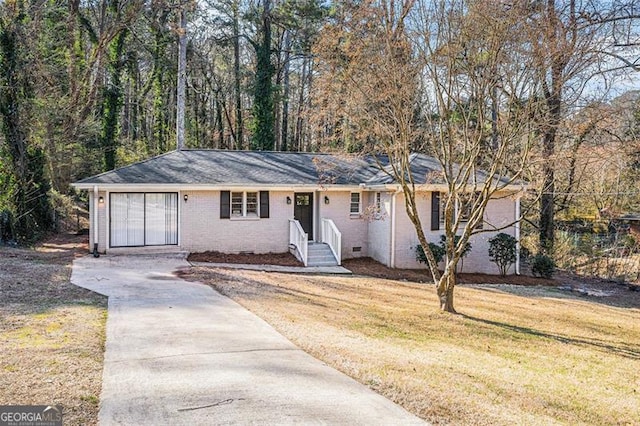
[440,192,447,225]
[431,191,483,230]
[231,192,243,216]
[230,191,259,217]
[246,192,258,215]
[350,192,361,215]
[375,192,381,211]
[110,193,177,247]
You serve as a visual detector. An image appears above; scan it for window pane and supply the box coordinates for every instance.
[231,192,243,216]
[246,192,258,215]
[350,192,360,214]
[145,193,178,245]
[110,193,144,247]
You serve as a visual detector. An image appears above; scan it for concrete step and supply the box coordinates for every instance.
[306,242,338,267]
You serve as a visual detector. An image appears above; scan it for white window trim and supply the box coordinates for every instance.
[350,192,361,216]
[231,191,259,218]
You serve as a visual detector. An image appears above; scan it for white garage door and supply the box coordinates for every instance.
[110,193,178,247]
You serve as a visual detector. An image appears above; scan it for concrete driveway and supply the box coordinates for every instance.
[71,255,425,425]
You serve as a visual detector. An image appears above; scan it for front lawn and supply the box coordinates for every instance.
[0,235,106,425]
[187,267,640,425]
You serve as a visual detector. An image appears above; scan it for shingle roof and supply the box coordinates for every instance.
[73,149,512,187]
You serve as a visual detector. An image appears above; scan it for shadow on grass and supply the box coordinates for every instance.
[197,269,367,311]
[461,314,640,360]
[471,283,640,310]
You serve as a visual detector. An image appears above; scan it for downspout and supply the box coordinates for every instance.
[93,186,100,258]
[390,189,401,268]
[515,195,521,275]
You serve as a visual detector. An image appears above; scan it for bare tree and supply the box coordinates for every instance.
[526,0,640,252]
[313,0,538,312]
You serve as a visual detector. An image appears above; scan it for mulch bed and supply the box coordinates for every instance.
[342,257,557,285]
[188,250,302,266]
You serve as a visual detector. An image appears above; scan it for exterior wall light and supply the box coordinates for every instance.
[286,196,292,204]
[324,196,330,204]
[98,196,104,204]
[183,194,189,202]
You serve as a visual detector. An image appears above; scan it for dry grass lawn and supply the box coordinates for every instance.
[187,267,640,425]
[0,235,106,425]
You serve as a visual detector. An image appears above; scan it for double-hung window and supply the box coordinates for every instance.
[231,191,259,217]
[222,190,269,219]
[431,191,483,230]
[350,192,361,215]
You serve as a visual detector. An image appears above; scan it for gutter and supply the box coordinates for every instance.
[92,186,100,258]
[389,189,402,268]
[515,195,521,275]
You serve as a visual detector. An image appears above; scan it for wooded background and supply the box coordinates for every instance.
[0,0,639,264]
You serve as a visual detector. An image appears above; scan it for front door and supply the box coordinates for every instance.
[294,193,313,240]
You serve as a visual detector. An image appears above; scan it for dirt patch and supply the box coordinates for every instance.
[0,233,106,425]
[188,250,301,266]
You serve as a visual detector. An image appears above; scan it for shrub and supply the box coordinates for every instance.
[439,235,472,272]
[488,233,517,276]
[416,235,472,274]
[415,243,445,269]
[531,254,556,279]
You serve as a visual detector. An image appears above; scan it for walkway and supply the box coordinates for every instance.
[71,254,425,425]
[189,261,352,274]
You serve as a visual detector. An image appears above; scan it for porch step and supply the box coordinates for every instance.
[307,242,339,267]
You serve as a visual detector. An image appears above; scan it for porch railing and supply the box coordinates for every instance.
[321,218,342,265]
[289,219,308,266]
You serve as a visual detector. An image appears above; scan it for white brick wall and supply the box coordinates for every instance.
[181,190,293,253]
[366,191,392,266]
[390,192,517,274]
[92,187,519,274]
[90,191,108,253]
[318,191,368,259]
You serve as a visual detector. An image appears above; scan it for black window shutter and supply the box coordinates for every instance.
[259,191,269,218]
[220,191,230,219]
[431,192,440,231]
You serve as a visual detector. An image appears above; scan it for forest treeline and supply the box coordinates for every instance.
[0,0,639,254]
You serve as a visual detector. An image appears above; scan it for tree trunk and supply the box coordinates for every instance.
[233,0,243,150]
[539,65,563,253]
[251,0,275,151]
[436,273,456,313]
[281,30,291,152]
[100,4,127,170]
[176,8,187,151]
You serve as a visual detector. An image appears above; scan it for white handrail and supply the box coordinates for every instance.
[321,218,342,265]
[289,219,308,266]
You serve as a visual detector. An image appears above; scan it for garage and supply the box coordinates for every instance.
[110,193,178,247]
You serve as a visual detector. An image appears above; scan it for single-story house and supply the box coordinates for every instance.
[72,149,524,274]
